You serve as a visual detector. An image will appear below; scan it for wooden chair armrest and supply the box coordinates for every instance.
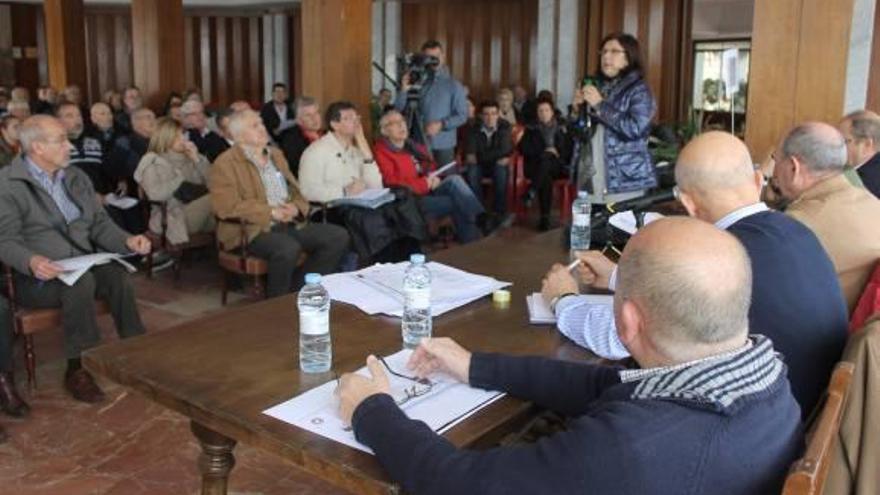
[215,215,256,258]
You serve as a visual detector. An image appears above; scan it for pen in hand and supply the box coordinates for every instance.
[566,259,582,272]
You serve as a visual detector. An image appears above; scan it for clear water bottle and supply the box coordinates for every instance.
[570,191,592,254]
[402,254,432,349]
[298,273,332,373]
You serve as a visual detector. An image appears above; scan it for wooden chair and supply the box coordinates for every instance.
[2,265,111,389]
[140,187,215,281]
[782,361,855,495]
[215,216,269,305]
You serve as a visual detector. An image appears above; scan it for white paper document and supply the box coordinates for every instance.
[329,188,395,209]
[104,193,140,210]
[428,161,458,179]
[608,211,664,235]
[526,293,556,324]
[263,349,505,454]
[321,261,510,317]
[55,253,137,286]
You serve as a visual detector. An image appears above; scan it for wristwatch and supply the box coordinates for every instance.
[549,292,578,313]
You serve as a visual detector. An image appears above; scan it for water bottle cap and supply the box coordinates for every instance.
[410,254,426,264]
[577,191,588,199]
[304,273,322,284]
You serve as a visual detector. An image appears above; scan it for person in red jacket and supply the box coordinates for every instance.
[374,109,483,243]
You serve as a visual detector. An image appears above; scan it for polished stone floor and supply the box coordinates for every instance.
[0,224,547,494]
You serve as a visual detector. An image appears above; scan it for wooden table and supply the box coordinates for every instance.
[84,229,594,494]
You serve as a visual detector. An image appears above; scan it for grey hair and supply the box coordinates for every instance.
[616,233,752,349]
[131,107,155,119]
[18,115,57,153]
[293,96,318,119]
[782,123,847,174]
[378,109,404,135]
[180,99,204,116]
[843,110,880,144]
[226,109,259,140]
[6,100,29,113]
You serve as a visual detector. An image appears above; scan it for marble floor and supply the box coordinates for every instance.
[0,224,545,494]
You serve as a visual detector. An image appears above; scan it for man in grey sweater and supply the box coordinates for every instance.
[395,40,469,167]
[0,115,151,404]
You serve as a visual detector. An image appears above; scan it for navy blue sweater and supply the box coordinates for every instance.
[353,348,803,495]
[727,210,848,415]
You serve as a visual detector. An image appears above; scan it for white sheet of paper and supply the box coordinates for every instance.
[104,193,140,210]
[55,253,137,286]
[321,261,510,317]
[527,293,556,324]
[263,349,505,454]
[608,211,664,235]
[347,188,390,201]
[428,161,458,179]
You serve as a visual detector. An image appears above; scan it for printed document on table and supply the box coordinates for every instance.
[55,253,137,286]
[527,293,556,324]
[608,211,664,235]
[321,261,510,317]
[263,349,505,454]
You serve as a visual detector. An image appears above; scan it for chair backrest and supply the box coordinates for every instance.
[782,361,855,495]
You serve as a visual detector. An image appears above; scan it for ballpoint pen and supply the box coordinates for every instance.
[566,259,582,272]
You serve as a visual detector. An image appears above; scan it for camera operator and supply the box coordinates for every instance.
[395,40,468,167]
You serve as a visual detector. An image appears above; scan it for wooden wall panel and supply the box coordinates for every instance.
[84,9,132,104]
[401,0,538,103]
[865,0,880,112]
[8,3,41,93]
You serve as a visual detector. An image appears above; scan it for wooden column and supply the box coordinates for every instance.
[301,0,372,135]
[131,0,185,111]
[43,0,87,91]
[745,0,858,160]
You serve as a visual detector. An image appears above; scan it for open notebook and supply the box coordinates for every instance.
[526,293,556,324]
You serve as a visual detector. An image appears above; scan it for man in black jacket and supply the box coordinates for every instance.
[182,100,229,162]
[840,109,880,197]
[260,82,295,143]
[465,100,513,229]
[278,96,322,178]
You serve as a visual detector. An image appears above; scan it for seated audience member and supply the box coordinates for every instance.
[513,85,528,114]
[370,88,393,136]
[0,116,150,403]
[61,84,89,126]
[465,100,514,230]
[215,109,235,147]
[520,98,573,230]
[772,122,880,312]
[6,100,31,121]
[547,131,848,415]
[0,295,29,443]
[103,89,124,114]
[374,109,483,244]
[57,102,112,196]
[299,101,382,203]
[210,110,349,296]
[34,86,58,115]
[182,100,229,162]
[88,102,118,151]
[229,101,252,113]
[134,117,215,246]
[115,86,143,136]
[279,96,322,178]
[260,82,295,143]
[109,108,156,194]
[337,217,803,495]
[162,92,183,118]
[497,88,519,126]
[839,110,880,198]
[0,115,21,168]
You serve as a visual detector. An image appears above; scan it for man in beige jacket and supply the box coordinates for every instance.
[210,110,349,296]
[772,122,880,312]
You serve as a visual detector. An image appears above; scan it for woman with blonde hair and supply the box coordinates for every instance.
[134,117,215,246]
[497,88,518,126]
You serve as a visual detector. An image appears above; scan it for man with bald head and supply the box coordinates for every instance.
[839,110,880,197]
[336,217,802,494]
[542,131,847,415]
[773,122,880,311]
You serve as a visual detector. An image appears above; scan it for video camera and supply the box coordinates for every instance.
[396,53,440,90]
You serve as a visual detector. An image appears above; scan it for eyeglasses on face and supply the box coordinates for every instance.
[599,48,626,56]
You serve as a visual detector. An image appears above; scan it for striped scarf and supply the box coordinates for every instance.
[619,335,785,412]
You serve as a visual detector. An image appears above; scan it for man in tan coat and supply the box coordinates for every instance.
[772,122,880,312]
[210,110,349,296]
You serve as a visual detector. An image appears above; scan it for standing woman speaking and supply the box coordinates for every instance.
[571,33,657,206]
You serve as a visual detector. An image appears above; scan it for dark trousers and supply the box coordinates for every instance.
[106,204,147,235]
[526,153,563,219]
[14,264,145,359]
[431,148,456,168]
[466,162,509,216]
[419,175,484,243]
[0,296,12,372]
[247,222,350,297]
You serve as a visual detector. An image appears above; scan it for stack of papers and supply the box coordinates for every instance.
[608,211,664,235]
[55,253,137,286]
[526,293,556,324]
[263,349,505,454]
[428,161,458,179]
[329,188,395,209]
[321,261,510,317]
[104,193,140,210]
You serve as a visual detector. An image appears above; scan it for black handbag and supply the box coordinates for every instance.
[173,181,208,204]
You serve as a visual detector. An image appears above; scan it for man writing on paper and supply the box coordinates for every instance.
[542,131,848,416]
[0,115,150,403]
[336,217,802,494]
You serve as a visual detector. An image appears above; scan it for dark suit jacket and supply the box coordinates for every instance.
[260,100,294,140]
[857,152,880,199]
[278,124,314,178]
[187,128,229,163]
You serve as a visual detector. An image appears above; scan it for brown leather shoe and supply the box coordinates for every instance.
[0,371,30,418]
[64,369,105,404]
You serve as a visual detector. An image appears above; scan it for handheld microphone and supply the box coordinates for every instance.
[606,189,676,214]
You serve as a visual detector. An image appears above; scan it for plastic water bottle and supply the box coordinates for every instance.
[570,191,592,254]
[298,273,331,373]
[402,254,432,349]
